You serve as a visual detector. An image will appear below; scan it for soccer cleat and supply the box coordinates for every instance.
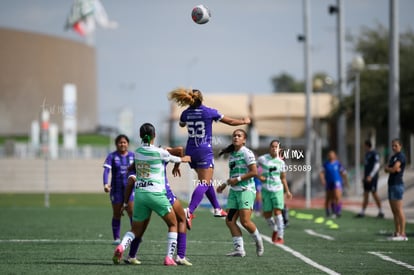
[164,256,177,266]
[112,238,121,245]
[214,208,228,217]
[377,213,385,219]
[355,213,365,218]
[184,208,195,230]
[226,250,246,257]
[256,239,264,256]
[275,237,284,245]
[112,245,124,264]
[272,231,278,243]
[175,256,193,266]
[124,257,141,265]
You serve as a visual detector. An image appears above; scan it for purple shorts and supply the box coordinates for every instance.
[326,181,342,191]
[110,190,134,204]
[186,147,214,169]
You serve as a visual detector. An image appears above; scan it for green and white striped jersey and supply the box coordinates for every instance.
[134,144,181,193]
[228,146,256,192]
[257,154,285,192]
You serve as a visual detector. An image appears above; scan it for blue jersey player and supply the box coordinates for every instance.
[103,134,135,245]
[169,88,251,229]
[319,150,348,217]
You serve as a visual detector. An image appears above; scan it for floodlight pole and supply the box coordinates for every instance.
[388,0,400,148]
[329,0,347,168]
[351,56,365,196]
[303,0,312,209]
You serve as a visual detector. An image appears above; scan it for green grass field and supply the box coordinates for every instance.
[0,134,111,146]
[0,194,413,274]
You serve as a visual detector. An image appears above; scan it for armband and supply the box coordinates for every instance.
[237,176,242,182]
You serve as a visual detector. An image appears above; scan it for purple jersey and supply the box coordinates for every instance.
[103,151,135,194]
[180,104,223,169]
[180,104,223,148]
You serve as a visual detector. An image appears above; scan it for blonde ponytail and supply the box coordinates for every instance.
[168,87,203,107]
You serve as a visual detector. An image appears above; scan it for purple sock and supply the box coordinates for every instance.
[336,202,342,215]
[188,184,209,213]
[206,185,221,209]
[177,233,187,258]
[128,237,142,258]
[112,218,121,240]
[254,200,262,212]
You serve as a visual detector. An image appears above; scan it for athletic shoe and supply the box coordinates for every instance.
[184,208,194,230]
[377,213,385,219]
[112,238,121,245]
[112,245,124,264]
[214,208,227,217]
[272,231,278,243]
[226,250,246,257]
[256,239,264,256]
[175,256,193,266]
[389,235,408,241]
[355,213,365,218]
[275,237,284,245]
[164,256,177,266]
[124,257,141,265]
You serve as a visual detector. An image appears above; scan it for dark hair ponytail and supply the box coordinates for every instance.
[139,123,155,144]
[219,144,235,156]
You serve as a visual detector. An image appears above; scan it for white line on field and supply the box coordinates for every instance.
[235,221,340,275]
[368,251,414,271]
[261,234,340,275]
[304,229,335,240]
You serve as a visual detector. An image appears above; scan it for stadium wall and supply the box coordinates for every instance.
[0,28,97,135]
[0,159,198,194]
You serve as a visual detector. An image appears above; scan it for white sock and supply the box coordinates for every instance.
[266,217,278,232]
[120,231,135,251]
[232,236,244,251]
[166,232,177,258]
[276,214,284,239]
[250,228,263,244]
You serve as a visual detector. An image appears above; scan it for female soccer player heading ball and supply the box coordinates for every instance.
[168,88,251,229]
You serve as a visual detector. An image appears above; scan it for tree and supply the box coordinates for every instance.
[271,72,334,93]
[344,24,414,146]
[271,72,303,92]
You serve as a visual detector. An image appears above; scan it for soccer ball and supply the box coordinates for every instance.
[191,5,211,24]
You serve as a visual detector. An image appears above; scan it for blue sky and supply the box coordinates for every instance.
[0,0,413,140]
